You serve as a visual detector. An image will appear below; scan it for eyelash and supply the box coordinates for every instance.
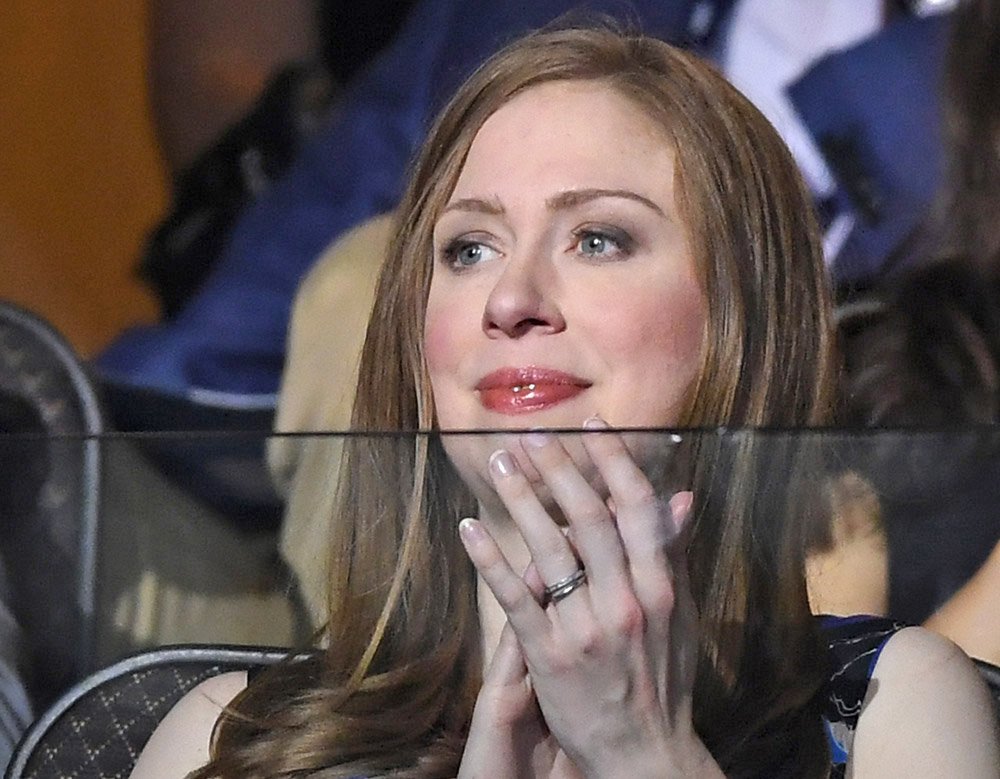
[571,225,636,259]
[438,224,637,270]
[440,237,499,271]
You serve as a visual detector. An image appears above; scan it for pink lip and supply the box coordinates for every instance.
[475,367,592,415]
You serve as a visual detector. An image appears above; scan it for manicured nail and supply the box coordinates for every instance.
[583,414,608,430]
[669,491,694,535]
[489,449,517,477]
[459,517,485,542]
[523,431,553,449]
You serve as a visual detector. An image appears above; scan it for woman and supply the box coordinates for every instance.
[131,25,999,778]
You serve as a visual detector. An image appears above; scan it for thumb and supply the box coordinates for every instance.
[483,619,527,688]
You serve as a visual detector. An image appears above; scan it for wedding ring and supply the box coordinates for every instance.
[543,568,587,604]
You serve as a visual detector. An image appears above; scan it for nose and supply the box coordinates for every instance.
[482,255,565,339]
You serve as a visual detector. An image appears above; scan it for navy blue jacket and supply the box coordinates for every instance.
[97,0,945,405]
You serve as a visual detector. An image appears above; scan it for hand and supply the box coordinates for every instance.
[459,421,721,779]
[458,614,582,779]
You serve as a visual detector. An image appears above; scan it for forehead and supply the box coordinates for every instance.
[449,80,677,202]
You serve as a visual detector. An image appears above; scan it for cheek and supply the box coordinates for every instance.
[423,298,470,428]
[423,305,454,377]
[603,283,705,371]
[596,280,706,428]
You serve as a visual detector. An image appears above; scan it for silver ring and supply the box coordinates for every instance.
[543,568,587,604]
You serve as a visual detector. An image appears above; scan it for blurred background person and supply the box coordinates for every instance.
[832,0,1000,664]
[97,0,956,438]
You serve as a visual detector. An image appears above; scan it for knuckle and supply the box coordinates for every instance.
[623,480,659,510]
[611,596,647,637]
[541,642,575,674]
[505,583,536,613]
[575,501,609,527]
[503,474,535,501]
[575,624,603,656]
[646,583,677,616]
[539,536,573,565]
[480,549,507,577]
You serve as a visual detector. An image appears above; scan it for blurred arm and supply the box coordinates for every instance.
[149,0,320,176]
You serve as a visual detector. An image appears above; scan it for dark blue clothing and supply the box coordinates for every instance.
[242,614,903,775]
[820,615,905,776]
[789,13,950,283]
[97,0,729,404]
[96,0,947,405]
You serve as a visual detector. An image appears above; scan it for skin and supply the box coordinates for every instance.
[425,80,705,513]
[457,431,719,778]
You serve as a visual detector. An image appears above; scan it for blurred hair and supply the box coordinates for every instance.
[841,0,1000,426]
[936,0,1000,265]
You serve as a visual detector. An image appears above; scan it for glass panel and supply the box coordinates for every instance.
[0,427,998,703]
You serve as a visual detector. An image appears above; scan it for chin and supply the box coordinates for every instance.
[483,402,594,430]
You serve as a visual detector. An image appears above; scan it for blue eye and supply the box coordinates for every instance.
[456,243,485,265]
[574,227,634,259]
[443,239,498,269]
[579,233,612,256]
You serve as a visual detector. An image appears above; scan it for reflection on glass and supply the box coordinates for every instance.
[0,428,998,768]
[1,427,997,663]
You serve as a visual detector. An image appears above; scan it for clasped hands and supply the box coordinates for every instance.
[457,419,721,779]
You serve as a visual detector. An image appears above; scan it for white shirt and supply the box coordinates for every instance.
[720,0,883,199]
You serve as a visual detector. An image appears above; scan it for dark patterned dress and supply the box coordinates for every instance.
[820,614,907,778]
[246,614,908,777]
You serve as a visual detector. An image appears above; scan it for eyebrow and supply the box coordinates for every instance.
[441,197,505,216]
[546,188,665,217]
[440,188,666,218]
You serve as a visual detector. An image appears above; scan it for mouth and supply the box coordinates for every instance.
[475,367,592,415]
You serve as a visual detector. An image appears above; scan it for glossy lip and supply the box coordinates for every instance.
[475,367,592,415]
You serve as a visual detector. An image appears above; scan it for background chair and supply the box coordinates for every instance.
[0,301,103,709]
[4,644,287,779]
[6,644,998,778]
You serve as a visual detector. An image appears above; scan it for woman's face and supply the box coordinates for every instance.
[424,80,706,495]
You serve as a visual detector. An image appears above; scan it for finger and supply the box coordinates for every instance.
[664,492,700,696]
[581,418,674,551]
[666,491,694,559]
[461,621,536,777]
[523,561,547,602]
[518,432,630,594]
[487,449,583,595]
[664,492,696,615]
[483,619,528,688]
[581,418,677,619]
[459,518,550,643]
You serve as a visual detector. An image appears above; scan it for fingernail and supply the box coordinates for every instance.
[583,414,608,430]
[523,431,553,449]
[669,491,694,534]
[489,449,517,477]
[459,517,485,542]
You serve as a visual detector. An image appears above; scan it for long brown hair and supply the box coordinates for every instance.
[195,24,837,778]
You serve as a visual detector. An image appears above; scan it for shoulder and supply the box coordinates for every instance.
[128,671,248,779]
[849,626,1000,777]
